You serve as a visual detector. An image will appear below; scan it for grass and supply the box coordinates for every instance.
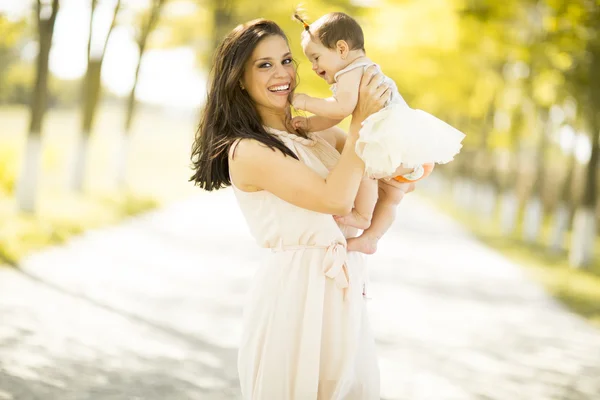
[0,192,158,266]
[0,104,198,266]
[420,179,600,328]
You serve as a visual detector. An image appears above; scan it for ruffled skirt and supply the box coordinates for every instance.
[355,102,466,178]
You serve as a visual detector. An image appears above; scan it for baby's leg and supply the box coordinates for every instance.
[334,177,378,230]
[347,182,406,254]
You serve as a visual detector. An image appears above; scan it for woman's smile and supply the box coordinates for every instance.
[267,82,291,95]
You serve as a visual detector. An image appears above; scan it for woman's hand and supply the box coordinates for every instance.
[351,65,390,128]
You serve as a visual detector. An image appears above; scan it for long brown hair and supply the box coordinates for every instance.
[190,19,302,191]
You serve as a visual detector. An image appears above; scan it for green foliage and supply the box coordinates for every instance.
[1,61,34,104]
[0,104,192,267]
[0,15,30,104]
[0,144,18,193]
[0,193,158,267]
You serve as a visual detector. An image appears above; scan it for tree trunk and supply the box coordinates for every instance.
[474,106,497,218]
[115,62,140,187]
[116,0,165,188]
[523,108,550,243]
[500,189,519,235]
[549,154,576,253]
[70,0,120,192]
[16,0,59,212]
[211,0,234,59]
[570,36,600,268]
[500,109,524,236]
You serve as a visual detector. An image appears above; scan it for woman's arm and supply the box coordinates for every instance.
[230,66,390,215]
[230,133,362,215]
[292,68,362,120]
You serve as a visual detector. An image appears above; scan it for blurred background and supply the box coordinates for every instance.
[1,0,598,322]
[0,0,599,397]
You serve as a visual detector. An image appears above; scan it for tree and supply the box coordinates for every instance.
[15,0,59,212]
[550,133,577,252]
[115,0,166,187]
[69,0,121,192]
[541,0,600,267]
[210,0,234,63]
[570,19,600,267]
[0,15,29,104]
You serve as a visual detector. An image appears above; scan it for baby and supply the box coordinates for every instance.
[292,11,464,254]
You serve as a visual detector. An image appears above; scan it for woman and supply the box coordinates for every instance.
[190,19,413,399]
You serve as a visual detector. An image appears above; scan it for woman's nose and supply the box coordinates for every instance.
[274,64,288,77]
[312,63,318,71]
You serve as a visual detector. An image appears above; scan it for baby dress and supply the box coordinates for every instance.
[331,59,466,178]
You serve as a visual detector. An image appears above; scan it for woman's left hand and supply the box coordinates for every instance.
[351,65,390,127]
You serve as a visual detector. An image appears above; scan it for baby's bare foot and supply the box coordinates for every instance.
[334,209,371,230]
[347,234,378,255]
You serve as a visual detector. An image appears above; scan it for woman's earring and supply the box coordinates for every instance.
[239,82,245,91]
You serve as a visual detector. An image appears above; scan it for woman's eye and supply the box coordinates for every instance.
[282,58,292,65]
[315,57,319,61]
[259,62,272,68]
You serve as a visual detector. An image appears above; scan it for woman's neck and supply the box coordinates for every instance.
[259,107,291,132]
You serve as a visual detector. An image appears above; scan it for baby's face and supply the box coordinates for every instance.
[301,34,347,85]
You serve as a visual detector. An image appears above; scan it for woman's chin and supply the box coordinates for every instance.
[268,94,290,109]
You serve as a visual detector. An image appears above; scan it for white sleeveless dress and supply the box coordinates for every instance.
[331,59,466,178]
[232,127,380,400]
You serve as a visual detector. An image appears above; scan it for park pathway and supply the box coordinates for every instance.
[1,189,599,400]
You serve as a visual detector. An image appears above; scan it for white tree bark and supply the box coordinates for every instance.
[114,132,131,188]
[16,136,42,212]
[452,177,464,206]
[523,196,543,242]
[569,207,596,268]
[500,190,518,235]
[477,183,497,218]
[549,203,570,253]
[69,132,89,191]
[458,178,476,210]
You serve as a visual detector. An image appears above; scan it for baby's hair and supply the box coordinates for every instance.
[313,12,365,52]
[294,12,310,31]
[293,7,310,31]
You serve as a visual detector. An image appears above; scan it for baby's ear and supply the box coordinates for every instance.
[336,40,350,59]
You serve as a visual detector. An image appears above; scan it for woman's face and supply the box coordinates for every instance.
[241,35,296,114]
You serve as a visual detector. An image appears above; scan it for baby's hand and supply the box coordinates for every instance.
[292,116,310,131]
[292,93,308,110]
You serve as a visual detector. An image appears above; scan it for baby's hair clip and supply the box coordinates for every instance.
[293,8,310,31]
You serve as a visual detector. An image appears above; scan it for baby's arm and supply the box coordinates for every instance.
[293,68,362,120]
[293,115,344,132]
[308,116,344,131]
